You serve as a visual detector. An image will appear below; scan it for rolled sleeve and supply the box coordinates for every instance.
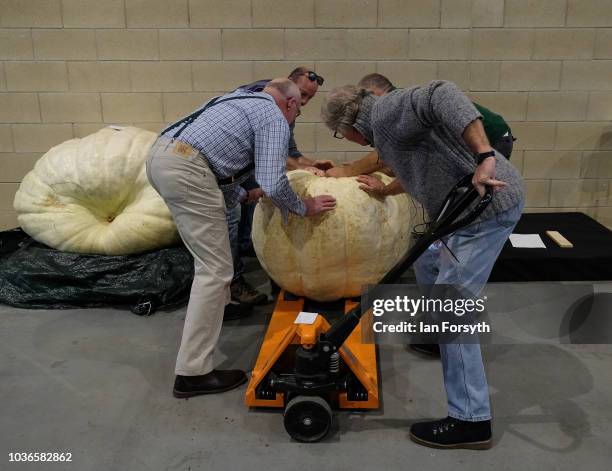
[254,119,307,221]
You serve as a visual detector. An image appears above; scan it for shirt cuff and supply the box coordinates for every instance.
[281,208,289,224]
[281,199,306,224]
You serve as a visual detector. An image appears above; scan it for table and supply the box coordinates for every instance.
[489,212,612,282]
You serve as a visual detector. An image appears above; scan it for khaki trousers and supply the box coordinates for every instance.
[146,136,233,376]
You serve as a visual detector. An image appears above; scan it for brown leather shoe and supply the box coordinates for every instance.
[173,370,247,398]
[230,276,268,305]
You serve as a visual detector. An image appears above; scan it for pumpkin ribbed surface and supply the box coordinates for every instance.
[13,127,178,255]
[252,170,413,301]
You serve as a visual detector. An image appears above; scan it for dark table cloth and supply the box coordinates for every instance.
[489,212,612,282]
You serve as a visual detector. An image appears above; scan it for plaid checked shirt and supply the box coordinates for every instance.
[162,90,306,219]
[238,79,302,158]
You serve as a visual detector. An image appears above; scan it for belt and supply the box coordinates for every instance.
[215,162,255,186]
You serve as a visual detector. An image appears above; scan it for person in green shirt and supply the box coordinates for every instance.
[472,102,514,160]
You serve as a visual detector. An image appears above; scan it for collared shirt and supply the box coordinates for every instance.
[238,79,302,158]
[162,90,306,218]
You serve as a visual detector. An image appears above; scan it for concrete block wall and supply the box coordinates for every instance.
[1,0,611,229]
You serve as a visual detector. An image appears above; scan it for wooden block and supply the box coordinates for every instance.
[545,230,573,248]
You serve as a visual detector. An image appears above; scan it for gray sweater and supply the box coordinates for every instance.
[355,81,524,221]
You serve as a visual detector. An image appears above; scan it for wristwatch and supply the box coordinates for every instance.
[476,150,496,165]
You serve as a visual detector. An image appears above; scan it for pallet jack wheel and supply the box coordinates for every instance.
[283,395,333,443]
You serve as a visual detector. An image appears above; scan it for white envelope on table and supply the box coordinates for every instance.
[509,234,546,249]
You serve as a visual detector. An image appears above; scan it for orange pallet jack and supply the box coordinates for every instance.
[245,174,492,442]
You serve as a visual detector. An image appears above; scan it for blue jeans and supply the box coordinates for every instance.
[413,202,523,421]
[226,204,243,282]
[238,201,256,253]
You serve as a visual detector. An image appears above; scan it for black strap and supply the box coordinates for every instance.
[476,150,496,165]
[217,163,255,186]
[163,94,271,140]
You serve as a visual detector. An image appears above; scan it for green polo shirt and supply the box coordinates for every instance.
[474,102,511,145]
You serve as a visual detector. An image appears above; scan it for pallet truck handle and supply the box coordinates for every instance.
[428,174,493,239]
[322,173,493,351]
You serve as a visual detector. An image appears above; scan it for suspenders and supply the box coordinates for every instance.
[161,94,271,185]
[162,94,271,140]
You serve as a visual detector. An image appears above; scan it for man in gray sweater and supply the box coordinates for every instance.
[322,81,525,450]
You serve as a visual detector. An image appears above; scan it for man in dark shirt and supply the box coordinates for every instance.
[238,67,334,172]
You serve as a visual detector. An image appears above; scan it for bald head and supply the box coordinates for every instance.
[264,77,301,124]
[264,78,301,103]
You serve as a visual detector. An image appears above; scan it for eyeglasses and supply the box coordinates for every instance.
[333,130,344,139]
[305,71,324,86]
[291,96,301,115]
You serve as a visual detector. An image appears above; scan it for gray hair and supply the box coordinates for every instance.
[320,85,367,134]
[265,77,300,102]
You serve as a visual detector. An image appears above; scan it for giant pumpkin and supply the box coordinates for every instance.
[252,170,413,301]
[13,126,178,255]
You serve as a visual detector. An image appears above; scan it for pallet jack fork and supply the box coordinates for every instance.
[245,174,493,442]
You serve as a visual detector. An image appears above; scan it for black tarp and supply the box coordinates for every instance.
[0,228,193,315]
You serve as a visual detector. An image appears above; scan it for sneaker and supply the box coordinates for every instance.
[223,302,253,321]
[409,343,440,357]
[230,276,268,305]
[410,417,492,450]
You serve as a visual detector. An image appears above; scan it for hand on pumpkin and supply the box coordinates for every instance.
[304,166,326,177]
[472,156,506,197]
[324,166,349,178]
[303,195,336,216]
[356,174,385,197]
[245,188,265,203]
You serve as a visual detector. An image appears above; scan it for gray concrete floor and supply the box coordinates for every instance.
[1,260,612,471]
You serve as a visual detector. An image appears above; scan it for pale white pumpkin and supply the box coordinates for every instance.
[13,126,178,255]
[252,170,413,301]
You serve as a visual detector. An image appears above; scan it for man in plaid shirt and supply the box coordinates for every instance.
[229,67,332,305]
[146,78,336,397]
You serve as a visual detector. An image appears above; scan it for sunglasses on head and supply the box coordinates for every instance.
[305,71,324,86]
